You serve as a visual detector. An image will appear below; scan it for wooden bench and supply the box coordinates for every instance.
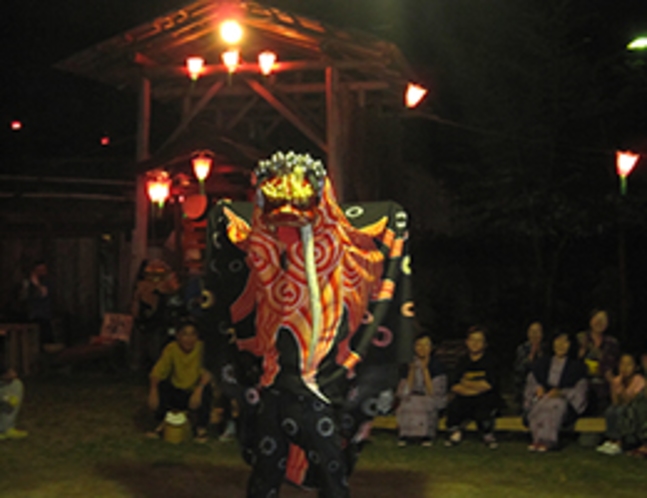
[0,323,40,375]
[372,415,606,433]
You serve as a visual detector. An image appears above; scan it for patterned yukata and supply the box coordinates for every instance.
[524,356,588,447]
[578,332,620,414]
[604,374,646,444]
[396,356,446,440]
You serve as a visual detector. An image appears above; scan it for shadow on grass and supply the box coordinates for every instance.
[97,462,428,497]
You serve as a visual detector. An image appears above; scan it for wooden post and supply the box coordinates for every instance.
[129,76,151,370]
[326,66,345,201]
[132,77,151,280]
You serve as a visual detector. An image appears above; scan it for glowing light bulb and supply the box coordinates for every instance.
[258,51,277,76]
[405,83,428,108]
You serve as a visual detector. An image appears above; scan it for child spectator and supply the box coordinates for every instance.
[444,326,500,449]
[147,321,213,443]
[597,354,646,455]
[524,332,588,452]
[0,358,28,441]
[396,334,447,447]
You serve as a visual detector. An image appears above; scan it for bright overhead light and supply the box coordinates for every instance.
[220,20,243,45]
[627,36,647,51]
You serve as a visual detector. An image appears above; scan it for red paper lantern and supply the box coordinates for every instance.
[186,56,206,81]
[192,153,213,182]
[258,51,277,76]
[222,49,240,73]
[11,120,22,131]
[405,83,428,108]
[616,151,639,178]
[146,172,171,208]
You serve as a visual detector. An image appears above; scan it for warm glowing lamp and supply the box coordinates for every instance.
[220,20,243,45]
[11,120,22,131]
[222,49,240,73]
[258,51,277,76]
[100,135,110,146]
[186,56,206,81]
[192,151,213,194]
[627,36,647,51]
[147,172,171,208]
[616,151,640,196]
[405,83,428,108]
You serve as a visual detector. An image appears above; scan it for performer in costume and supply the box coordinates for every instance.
[202,152,414,497]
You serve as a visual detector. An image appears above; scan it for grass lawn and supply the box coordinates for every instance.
[1,373,645,498]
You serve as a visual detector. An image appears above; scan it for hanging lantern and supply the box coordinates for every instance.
[222,49,240,73]
[616,150,640,196]
[100,135,110,146]
[258,51,277,76]
[146,172,172,208]
[192,150,214,194]
[186,56,206,81]
[220,19,243,45]
[405,83,428,108]
[10,120,22,131]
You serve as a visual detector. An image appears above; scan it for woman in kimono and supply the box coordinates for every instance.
[524,332,588,452]
[597,353,646,455]
[396,334,447,446]
[577,309,620,414]
[513,321,547,411]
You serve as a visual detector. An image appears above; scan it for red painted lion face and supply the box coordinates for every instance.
[254,152,326,227]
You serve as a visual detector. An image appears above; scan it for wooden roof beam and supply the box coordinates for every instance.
[158,79,225,152]
[245,78,327,153]
[153,80,389,99]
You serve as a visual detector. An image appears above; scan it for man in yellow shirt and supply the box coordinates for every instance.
[148,322,212,442]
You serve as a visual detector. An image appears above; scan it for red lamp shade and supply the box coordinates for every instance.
[100,135,110,146]
[616,151,639,177]
[222,49,240,73]
[11,120,22,131]
[192,154,213,182]
[258,51,277,76]
[146,173,171,207]
[405,83,428,108]
[186,56,206,81]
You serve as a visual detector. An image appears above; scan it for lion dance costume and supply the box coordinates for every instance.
[202,152,414,497]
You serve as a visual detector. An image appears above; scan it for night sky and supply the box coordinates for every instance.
[1,0,647,169]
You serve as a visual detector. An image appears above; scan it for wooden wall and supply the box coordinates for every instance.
[0,234,130,345]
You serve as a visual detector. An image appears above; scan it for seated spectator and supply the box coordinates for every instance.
[444,325,500,449]
[524,332,588,452]
[577,309,620,414]
[0,358,28,441]
[396,334,447,447]
[597,354,647,455]
[147,321,213,443]
[513,321,547,410]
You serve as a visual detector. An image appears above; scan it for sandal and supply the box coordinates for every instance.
[194,428,208,444]
[145,423,164,440]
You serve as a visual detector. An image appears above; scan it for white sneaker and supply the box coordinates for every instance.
[596,441,614,453]
[599,442,622,455]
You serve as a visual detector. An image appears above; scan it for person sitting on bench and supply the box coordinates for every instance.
[445,325,500,449]
[524,332,588,452]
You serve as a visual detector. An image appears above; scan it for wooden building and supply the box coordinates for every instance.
[0,1,424,344]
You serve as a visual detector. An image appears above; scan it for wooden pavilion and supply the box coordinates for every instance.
[55,0,423,300]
